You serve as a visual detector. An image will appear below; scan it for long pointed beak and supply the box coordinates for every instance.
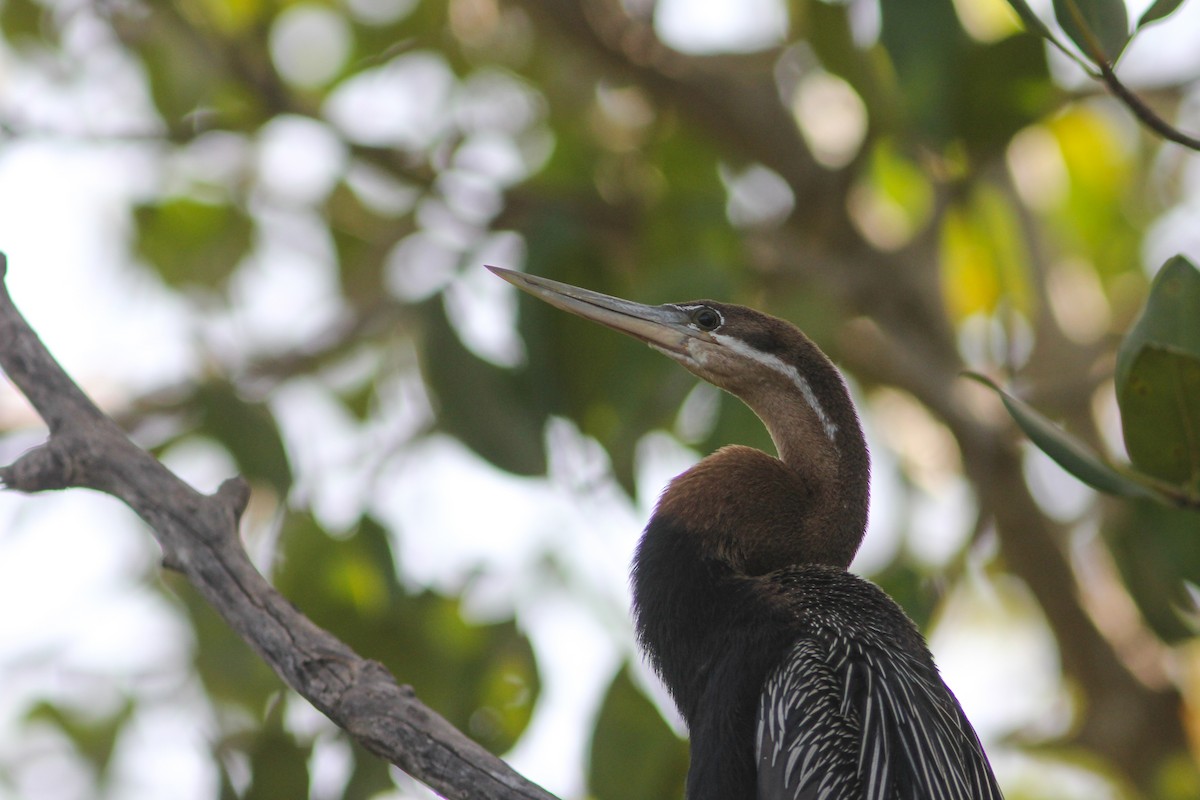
[486,266,700,357]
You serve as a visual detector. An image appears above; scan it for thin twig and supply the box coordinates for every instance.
[1057,0,1200,151]
[1098,61,1200,151]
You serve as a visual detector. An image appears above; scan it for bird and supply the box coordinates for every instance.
[486,266,1003,800]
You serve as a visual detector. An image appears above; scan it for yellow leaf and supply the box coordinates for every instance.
[1046,105,1131,201]
[938,183,1033,321]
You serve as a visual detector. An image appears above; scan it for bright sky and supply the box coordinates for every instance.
[1,1,1198,798]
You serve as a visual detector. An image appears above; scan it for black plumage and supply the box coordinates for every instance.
[636,480,1000,800]
[487,267,1003,800]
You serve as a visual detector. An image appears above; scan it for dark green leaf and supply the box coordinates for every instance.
[1138,0,1188,29]
[965,373,1151,498]
[1116,255,1200,390]
[881,0,1054,154]
[166,572,283,712]
[878,0,966,146]
[806,0,891,119]
[588,665,688,800]
[133,15,220,124]
[1117,345,1200,487]
[191,380,293,496]
[419,297,549,476]
[26,699,134,780]
[872,559,940,631]
[1104,498,1200,643]
[0,0,54,44]
[1115,256,1200,493]
[326,183,412,303]
[1005,0,1063,42]
[342,741,398,800]
[133,7,267,129]
[1052,0,1130,62]
[953,35,1057,156]
[338,377,378,421]
[134,198,253,289]
[1005,0,1098,72]
[238,700,313,800]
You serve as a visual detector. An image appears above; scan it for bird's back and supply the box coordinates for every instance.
[752,567,1003,800]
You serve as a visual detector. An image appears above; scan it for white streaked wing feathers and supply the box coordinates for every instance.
[755,636,1003,800]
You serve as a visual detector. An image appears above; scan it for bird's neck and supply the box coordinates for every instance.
[745,394,870,569]
[652,442,865,576]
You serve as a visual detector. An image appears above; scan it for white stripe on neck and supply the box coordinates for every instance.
[711,333,839,441]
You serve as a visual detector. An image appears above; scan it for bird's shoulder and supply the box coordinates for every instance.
[749,565,927,651]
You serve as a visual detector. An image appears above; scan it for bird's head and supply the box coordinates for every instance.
[487,266,870,566]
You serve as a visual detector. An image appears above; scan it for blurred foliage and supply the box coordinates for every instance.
[420,299,550,477]
[976,256,1200,509]
[157,379,294,496]
[974,255,1200,658]
[1005,0,1185,66]
[1106,497,1198,643]
[2,0,1200,798]
[24,698,134,789]
[1116,256,1200,490]
[134,198,254,289]
[939,181,1032,322]
[273,514,540,755]
[220,699,313,800]
[588,665,689,800]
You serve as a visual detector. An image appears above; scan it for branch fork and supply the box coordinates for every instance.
[0,252,557,800]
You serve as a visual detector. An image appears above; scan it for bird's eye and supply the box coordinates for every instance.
[691,307,721,331]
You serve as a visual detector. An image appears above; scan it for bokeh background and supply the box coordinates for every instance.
[1,0,1199,798]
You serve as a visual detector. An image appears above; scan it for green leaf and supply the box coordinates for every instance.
[134,197,253,289]
[1138,0,1188,29]
[326,183,412,304]
[26,699,135,780]
[1003,0,1097,72]
[190,380,294,496]
[866,139,934,239]
[1052,0,1130,63]
[238,699,313,800]
[167,572,283,712]
[938,183,1033,322]
[0,0,55,44]
[419,298,549,476]
[1115,256,1200,491]
[133,7,267,129]
[954,34,1058,156]
[1105,498,1200,643]
[878,0,966,146]
[1117,345,1200,487]
[1006,0,1065,42]
[965,373,1151,498]
[341,740,398,800]
[1116,255,1200,390]
[1045,107,1140,276]
[588,665,689,800]
[872,558,940,631]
